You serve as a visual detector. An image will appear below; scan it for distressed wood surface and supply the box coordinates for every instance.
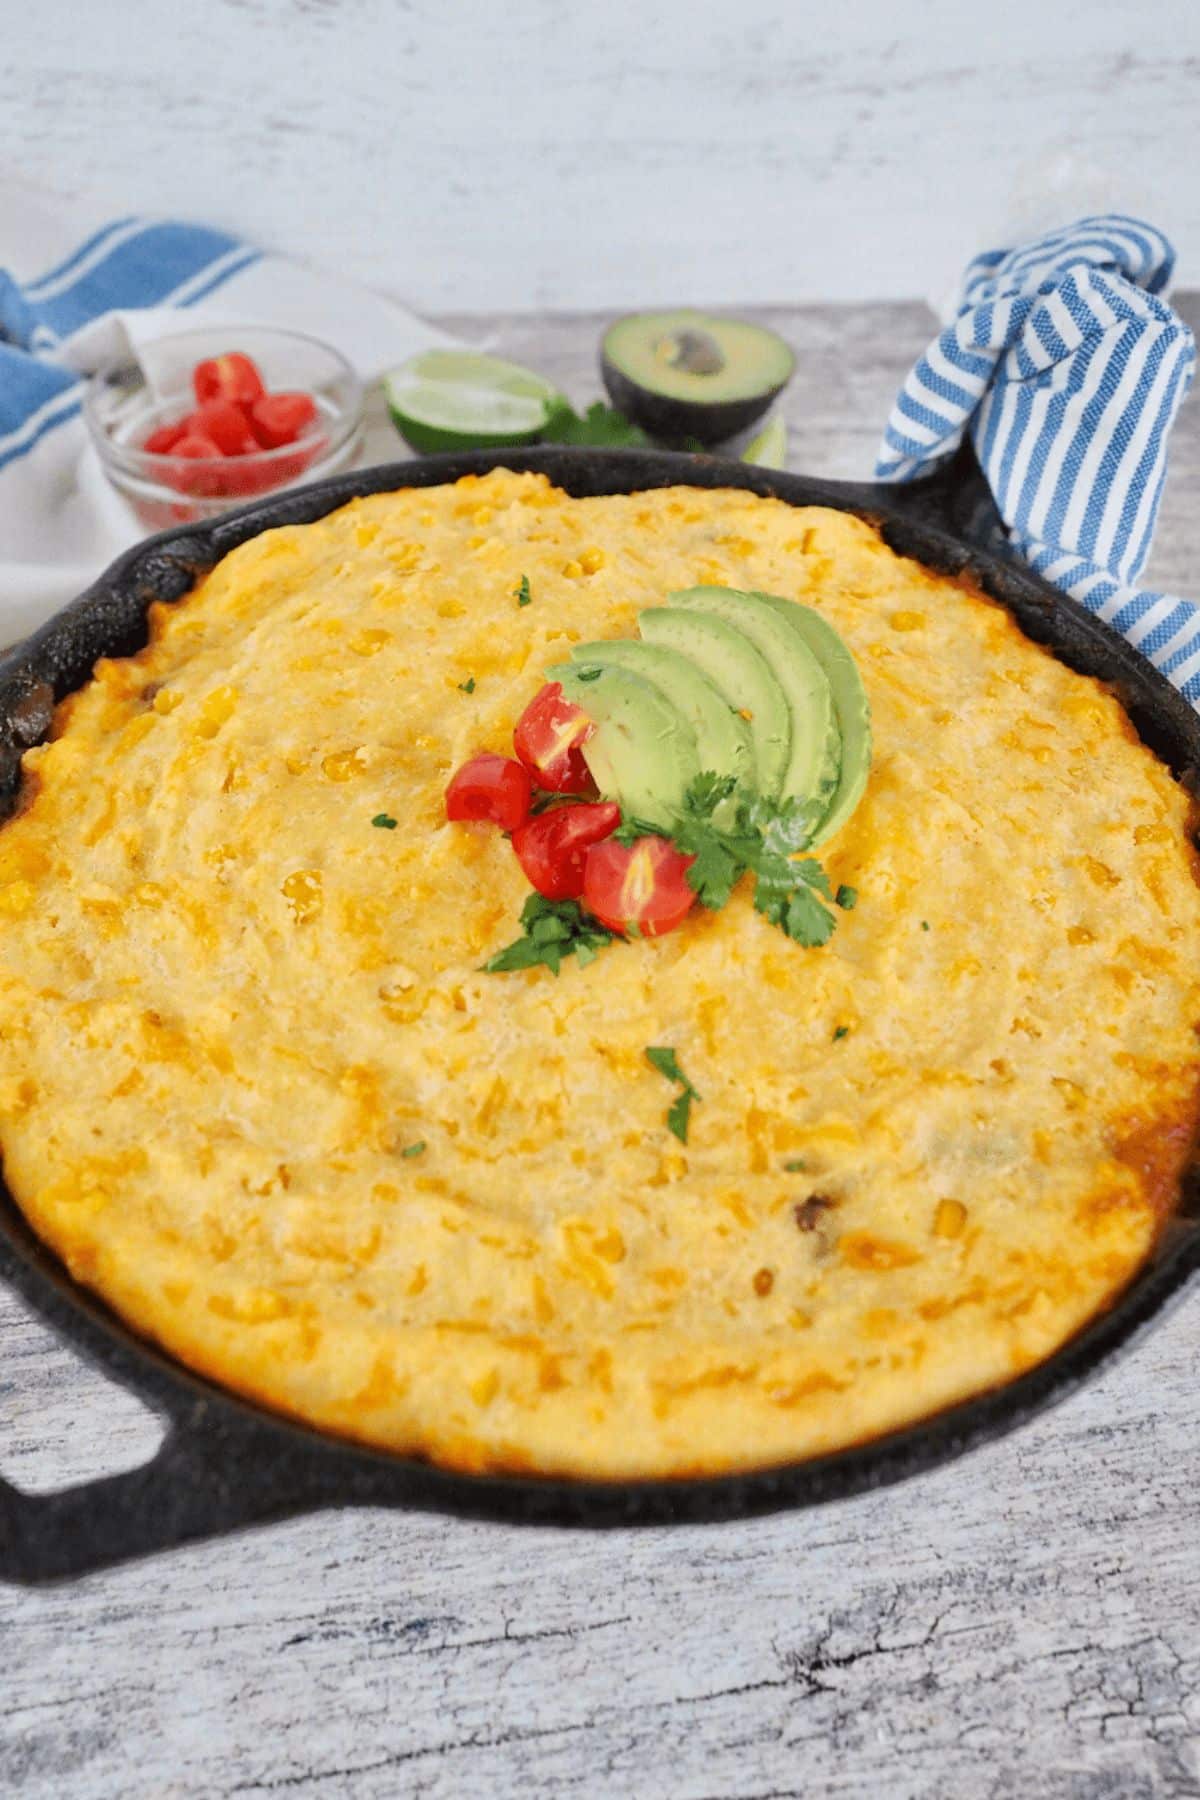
[2,299,1199,1799]
[2,0,1199,310]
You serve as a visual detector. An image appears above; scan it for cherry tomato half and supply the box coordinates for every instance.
[191,398,258,456]
[445,753,532,831]
[165,432,227,496]
[511,801,621,901]
[250,391,318,449]
[193,351,266,408]
[582,835,696,937]
[512,682,596,794]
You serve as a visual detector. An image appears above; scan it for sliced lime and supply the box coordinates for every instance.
[384,350,560,452]
[742,412,788,471]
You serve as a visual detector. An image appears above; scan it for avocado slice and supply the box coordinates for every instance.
[546,662,699,831]
[748,592,872,845]
[600,310,794,447]
[669,587,840,837]
[569,639,754,799]
[637,607,792,801]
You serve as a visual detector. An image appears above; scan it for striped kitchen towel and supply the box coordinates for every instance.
[0,197,454,639]
[877,216,1199,703]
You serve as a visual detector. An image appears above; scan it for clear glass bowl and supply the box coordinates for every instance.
[84,325,365,531]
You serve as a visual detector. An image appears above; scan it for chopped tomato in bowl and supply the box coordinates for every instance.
[84,326,363,528]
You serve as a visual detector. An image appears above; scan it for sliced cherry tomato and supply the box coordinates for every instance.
[513,682,596,794]
[511,801,621,900]
[193,351,265,407]
[445,753,532,831]
[250,391,318,449]
[582,835,696,937]
[143,420,186,454]
[192,398,258,456]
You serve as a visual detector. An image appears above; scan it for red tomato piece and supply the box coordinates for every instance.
[512,682,596,794]
[445,753,532,831]
[511,802,621,901]
[193,351,266,407]
[160,431,226,496]
[192,398,258,456]
[582,835,696,937]
[143,420,186,454]
[250,391,318,449]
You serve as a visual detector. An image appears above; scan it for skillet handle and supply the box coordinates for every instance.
[874,441,1010,559]
[0,1400,329,1586]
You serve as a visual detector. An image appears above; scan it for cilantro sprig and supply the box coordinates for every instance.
[616,774,848,949]
[645,1046,701,1144]
[484,894,616,976]
[539,399,652,449]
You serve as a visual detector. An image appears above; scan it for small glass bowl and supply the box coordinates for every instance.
[84,325,365,531]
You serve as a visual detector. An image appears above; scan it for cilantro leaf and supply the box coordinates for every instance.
[372,813,398,829]
[836,884,858,911]
[458,677,476,694]
[485,895,616,976]
[666,1087,695,1144]
[539,399,652,449]
[515,575,532,607]
[400,1140,426,1158]
[645,1045,701,1144]
[645,1046,686,1084]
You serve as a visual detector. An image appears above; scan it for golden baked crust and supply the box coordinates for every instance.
[1,470,1198,1478]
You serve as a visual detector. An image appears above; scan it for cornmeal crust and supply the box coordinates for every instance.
[1,471,1197,1477]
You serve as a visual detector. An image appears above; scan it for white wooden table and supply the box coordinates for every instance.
[3,300,1199,1800]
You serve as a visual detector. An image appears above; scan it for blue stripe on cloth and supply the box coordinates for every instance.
[23,217,139,296]
[0,216,260,473]
[875,213,1199,709]
[32,222,245,339]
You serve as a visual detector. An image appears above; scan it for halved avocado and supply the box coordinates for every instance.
[600,310,794,447]
[546,662,699,830]
[748,592,872,845]
[669,587,841,838]
[637,607,792,800]
[569,639,754,800]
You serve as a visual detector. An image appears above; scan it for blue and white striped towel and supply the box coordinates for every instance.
[878,215,1198,703]
[0,197,454,639]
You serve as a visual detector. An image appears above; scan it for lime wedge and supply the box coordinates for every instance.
[384,350,560,452]
[742,413,788,470]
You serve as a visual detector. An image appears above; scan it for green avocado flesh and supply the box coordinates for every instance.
[569,639,754,799]
[669,587,842,839]
[747,591,873,845]
[637,607,792,801]
[546,663,699,830]
[602,311,794,405]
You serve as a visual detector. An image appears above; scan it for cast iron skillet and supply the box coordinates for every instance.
[1,444,1198,1586]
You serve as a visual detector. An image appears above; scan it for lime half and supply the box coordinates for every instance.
[742,412,788,471]
[384,350,560,452]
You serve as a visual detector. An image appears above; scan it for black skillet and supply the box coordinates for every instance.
[1,444,1198,1586]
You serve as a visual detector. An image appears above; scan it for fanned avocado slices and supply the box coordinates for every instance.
[669,586,842,840]
[569,639,754,803]
[746,591,872,845]
[638,606,792,801]
[546,662,699,831]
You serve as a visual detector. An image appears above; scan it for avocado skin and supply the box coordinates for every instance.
[600,356,784,448]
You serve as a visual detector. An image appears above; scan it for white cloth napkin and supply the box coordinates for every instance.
[0,193,456,641]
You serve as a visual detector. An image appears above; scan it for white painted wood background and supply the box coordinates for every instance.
[1,0,1198,312]
[1,297,1199,1797]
